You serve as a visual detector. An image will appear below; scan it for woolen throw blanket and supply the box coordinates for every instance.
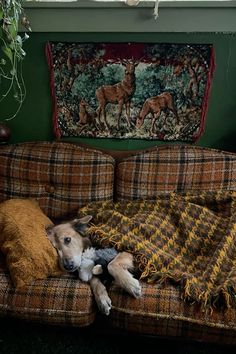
[78,191,236,309]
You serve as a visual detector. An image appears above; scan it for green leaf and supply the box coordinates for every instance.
[2,46,13,64]
[8,20,18,39]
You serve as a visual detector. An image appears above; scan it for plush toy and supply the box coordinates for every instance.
[78,247,118,284]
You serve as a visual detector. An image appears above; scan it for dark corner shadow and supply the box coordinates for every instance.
[211,133,236,153]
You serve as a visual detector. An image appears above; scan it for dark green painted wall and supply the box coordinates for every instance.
[2,32,236,152]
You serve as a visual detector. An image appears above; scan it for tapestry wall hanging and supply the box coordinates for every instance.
[46,42,215,141]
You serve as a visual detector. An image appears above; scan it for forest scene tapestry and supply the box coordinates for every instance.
[46,42,215,141]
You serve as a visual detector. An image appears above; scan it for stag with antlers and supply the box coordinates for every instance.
[96,60,139,130]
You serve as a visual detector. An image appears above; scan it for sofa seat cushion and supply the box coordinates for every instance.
[0,255,96,327]
[0,141,115,219]
[108,281,236,345]
[116,145,236,201]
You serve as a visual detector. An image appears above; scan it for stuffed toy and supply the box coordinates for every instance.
[79,247,118,284]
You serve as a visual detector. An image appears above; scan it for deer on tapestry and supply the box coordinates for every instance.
[96,60,139,130]
[136,92,179,136]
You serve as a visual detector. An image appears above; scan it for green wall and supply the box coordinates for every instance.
[3,32,236,152]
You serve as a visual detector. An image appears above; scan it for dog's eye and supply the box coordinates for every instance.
[64,237,71,245]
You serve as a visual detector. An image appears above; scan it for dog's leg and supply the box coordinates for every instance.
[89,276,112,316]
[108,252,141,298]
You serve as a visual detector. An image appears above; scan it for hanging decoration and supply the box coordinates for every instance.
[46,42,215,142]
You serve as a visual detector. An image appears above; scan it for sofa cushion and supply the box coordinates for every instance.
[0,199,62,289]
[116,145,236,201]
[108,281,236,345]
[0,141,115,219]
[0,255,96,327]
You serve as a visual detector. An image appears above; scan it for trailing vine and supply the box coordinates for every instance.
[0,0,31,121]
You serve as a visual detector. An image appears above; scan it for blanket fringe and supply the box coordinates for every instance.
[180,278,236,310]
[141,269,236,311]
[89,227,118,248]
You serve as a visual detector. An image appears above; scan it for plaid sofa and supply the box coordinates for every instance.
[0,141,236,344]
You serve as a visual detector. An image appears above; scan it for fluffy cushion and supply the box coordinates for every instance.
[0,199,62,288]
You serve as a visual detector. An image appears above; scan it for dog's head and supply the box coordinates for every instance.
[46,216,92,272]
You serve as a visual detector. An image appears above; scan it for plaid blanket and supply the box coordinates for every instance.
[78,191,236,309]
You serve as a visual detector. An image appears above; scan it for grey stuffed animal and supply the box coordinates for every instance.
[79,247,118,283]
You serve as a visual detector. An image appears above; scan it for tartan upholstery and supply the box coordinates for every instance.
[116,145,236,201]
[108,281,236,345]
[1,141,236,342]
[0,255,95,327]
[0,141,114,219]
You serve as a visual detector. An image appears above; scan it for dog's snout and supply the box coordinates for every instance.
[63,259,75,271]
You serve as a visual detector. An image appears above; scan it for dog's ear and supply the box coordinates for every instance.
[82,237,92,250]
[45,225,56,246]
[71,215,93,236]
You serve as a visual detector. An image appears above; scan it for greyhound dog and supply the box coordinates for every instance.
[46,216,141,315]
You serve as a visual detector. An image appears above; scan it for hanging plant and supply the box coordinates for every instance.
[0,0,31,121]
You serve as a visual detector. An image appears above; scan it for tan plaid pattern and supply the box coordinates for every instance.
[108,281,236,345]
[116,145,236,201]
[0,141,114,219]
[0,255,95,327]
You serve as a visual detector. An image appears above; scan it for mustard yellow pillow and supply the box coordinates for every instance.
[0,199,62,288]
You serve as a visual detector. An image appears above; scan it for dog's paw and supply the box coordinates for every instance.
[98,295,112,316]
[127,278,142,299]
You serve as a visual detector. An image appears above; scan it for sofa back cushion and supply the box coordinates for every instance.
[0,141,115,219]
[116,145,236,201]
